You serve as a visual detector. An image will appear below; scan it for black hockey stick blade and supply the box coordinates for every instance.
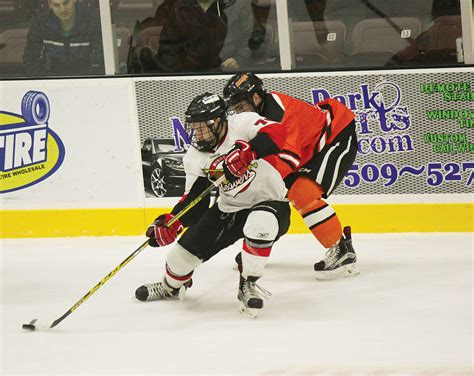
[22,318,56,331]
[22,319,37,331]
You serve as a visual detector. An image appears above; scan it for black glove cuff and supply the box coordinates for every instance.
[148,238,160,247]
[223,162,238,183]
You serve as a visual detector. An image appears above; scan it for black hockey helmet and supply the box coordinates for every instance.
[223,72,266,107]
[185,93,227,152]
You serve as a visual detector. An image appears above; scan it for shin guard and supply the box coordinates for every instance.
[241,210,278,279]
[165,244,202,289]
[288,177,342,248]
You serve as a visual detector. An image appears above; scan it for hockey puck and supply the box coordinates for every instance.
[22,319,37,331]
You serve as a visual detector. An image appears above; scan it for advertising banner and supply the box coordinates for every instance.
[0,90,65,194]
[134,69,473,200]
[0,78,143,209]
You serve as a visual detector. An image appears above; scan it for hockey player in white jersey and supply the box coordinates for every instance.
[135,93,290,317]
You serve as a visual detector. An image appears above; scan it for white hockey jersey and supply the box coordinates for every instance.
[183,112,288,213]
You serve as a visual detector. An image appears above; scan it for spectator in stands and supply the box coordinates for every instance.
[152,0,228,73]
[387,0,461,65]
[137,0,175,30]
[23,0,104,76]
[126,0,175,73]
[134,0,256,73]
[287,0,329,52]
[219,0,254,70]
[305,0,327,21]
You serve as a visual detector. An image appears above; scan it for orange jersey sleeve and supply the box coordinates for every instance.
[262,93,355,179]
[269,92,325,176]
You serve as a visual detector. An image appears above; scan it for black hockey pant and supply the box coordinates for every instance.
[178,200,291,262]
[285,121,357,198]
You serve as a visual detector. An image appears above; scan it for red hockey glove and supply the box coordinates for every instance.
[146,214,184,247]
[223,140,257,181]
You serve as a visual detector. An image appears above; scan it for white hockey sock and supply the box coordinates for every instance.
[165,243,202,289]
[241,241,271,279]
[241,209,279,279]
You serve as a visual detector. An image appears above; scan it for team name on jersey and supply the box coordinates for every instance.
[221,162,258,197]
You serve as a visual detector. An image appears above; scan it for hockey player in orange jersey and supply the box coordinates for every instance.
[223,72,360,279]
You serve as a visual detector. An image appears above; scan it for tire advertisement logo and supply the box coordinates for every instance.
[0,91,65,193]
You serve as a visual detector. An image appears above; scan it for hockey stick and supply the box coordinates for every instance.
[22,175,226,331]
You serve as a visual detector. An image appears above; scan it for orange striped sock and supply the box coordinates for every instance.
[288,177,342,248]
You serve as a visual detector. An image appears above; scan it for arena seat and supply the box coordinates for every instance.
[115,0,160,12]
[0,28,27,63]
[347,17,422,66]
[115,26,131,73]
[291,20,346,67]
[422,15,462,63]
[251,0,273,6]
[0,28,27,75]
[0,0,16,13]
[136,25,162,50]
[324,0,371,34]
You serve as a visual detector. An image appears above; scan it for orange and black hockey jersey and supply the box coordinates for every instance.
[261,92,355,178]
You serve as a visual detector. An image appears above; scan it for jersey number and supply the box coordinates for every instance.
[255,119,268,126]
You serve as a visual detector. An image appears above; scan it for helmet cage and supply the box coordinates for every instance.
[186,118,224,152]
[184,93,227,152]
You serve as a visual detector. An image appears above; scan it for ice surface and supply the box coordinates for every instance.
[1,233,473,375]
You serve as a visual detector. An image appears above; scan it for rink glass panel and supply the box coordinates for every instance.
[0,0,468,78]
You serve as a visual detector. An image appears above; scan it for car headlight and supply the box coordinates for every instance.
[163,159,183,170]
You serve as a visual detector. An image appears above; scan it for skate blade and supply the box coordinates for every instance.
[239,302,260,318]
[315,263,360,281]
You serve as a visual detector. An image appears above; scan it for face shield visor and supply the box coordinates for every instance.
[226,97,257,115]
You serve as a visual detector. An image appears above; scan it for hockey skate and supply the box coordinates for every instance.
[238,276,271,318]
[135,279,192,302]
[314,226,360,280]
